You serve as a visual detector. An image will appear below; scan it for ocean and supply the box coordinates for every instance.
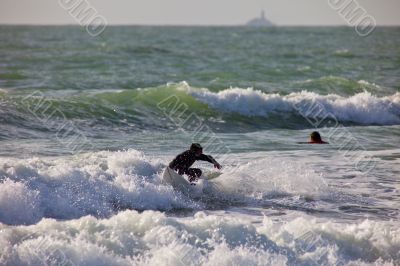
[0,25,399,265]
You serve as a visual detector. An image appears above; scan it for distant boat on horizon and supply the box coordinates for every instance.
[246,11,274,27]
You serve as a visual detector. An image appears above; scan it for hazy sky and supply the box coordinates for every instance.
[0,0,399,26]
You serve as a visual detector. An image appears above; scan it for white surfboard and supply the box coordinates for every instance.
[202,170,222,180]
[162,167,206,197]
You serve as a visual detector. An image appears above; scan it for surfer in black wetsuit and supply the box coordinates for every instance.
[308,131,328,144]
[297,131,329,144]
[169,143,222,182]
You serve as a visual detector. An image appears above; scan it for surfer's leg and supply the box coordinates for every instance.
[177,168,185,175]
[186,168,202,182]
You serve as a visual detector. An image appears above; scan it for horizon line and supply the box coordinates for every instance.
[0,23,399,27]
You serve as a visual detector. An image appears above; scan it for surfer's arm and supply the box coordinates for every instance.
[197,154,214,163]
[198,154,222,169]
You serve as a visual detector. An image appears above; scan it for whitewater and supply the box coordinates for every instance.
[1,148,399,265]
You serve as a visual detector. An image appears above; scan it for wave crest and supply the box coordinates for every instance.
[188,86,400,125]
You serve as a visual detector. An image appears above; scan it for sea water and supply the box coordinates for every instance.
[0,26,399,265]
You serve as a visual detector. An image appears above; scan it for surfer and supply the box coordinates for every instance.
[169,143,222,182]
[297,131,329,144]
[308,131,328,144]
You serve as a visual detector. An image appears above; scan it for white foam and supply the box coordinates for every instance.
[0,210,398,265]
[0,149,398,265]
[186,86,400,125]
[0,146,338,226]
[0,150,343,226]
[212,156,328,200]
[0,149,199,225]
[0,179,42,225]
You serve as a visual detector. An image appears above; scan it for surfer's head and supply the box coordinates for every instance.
[190,143,203,155]
[310,131,322,143]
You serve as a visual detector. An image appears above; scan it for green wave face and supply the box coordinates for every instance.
[0,84,217,138]
[1,82,399,141]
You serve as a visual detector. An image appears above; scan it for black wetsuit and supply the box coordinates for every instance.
[169,150,217,180]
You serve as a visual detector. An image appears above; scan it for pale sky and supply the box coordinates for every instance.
[0,0,399,26]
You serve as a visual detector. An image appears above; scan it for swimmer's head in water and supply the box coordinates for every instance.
[310,131,322,142]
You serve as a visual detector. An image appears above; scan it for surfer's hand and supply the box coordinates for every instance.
[214,163,222,170]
